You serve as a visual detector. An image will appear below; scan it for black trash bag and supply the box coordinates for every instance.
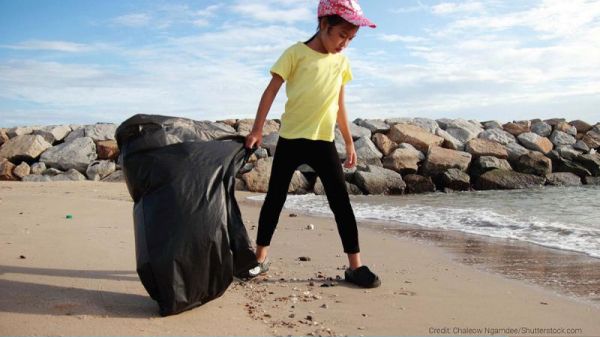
[116,114,258,316]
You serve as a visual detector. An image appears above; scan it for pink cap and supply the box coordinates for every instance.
[318,0,376,28]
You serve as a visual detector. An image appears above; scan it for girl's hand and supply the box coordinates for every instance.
[344,143,357,168]
[245,130,263,149]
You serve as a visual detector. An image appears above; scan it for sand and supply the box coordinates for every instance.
[1,181,599,336]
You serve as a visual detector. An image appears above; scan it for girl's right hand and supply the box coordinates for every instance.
[245,130,263,149]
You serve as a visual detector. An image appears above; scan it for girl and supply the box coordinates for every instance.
[245,0,380,288]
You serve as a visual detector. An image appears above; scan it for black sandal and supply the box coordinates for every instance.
[344,266,381,288]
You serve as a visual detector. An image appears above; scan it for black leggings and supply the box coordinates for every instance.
[256,137,360,254]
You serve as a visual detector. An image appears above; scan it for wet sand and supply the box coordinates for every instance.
[1,181,600,336]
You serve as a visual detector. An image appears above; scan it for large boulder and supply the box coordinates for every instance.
[358,119,390,133]
[436,128,464,150]
[575,153,600,176]
[349,123,372,140]
[422,146,472,176]
[81,123,118,141]
[555,145,582,161]
[478,128,515,145]
[475,169,546,190]
[0,135,52,162]
[403,174,435,194]
[445,119,483,143]
[573,140,590,153]
[517,132,553,154]
[371,133,397,156]
[554,122,577,136]
[236,119,279,137]
[505,141,530,161]
[549,130,576,147]
[388,124,444,152]
[51,168,87,181]
[39,136,97,172]
[86,160,116,181]
[502,121,530,136]
[544,118,566,126]
[465,138,508,159]
[354,136,383,166]
[386,117,439,134]
[354,165,406,195]
[514,152,552,176]
[0,158,17,181]
[545,172,582,186]
[313,177,363,195]
[470,156,512,177]
[530,121,552,137]
[334,129,347,160]
[96,140,120,160]
[569,120,593,133]
[13,162,31,179]
[482,120,502,129]
[0,129,8,146]
[241,157,309,193]
[382,143,424,174]
[30,162,46,175]
[32,125,72,144]
[441,168,471,191]
[6,126,34,138]
[583,176,600,185]
[549,153,592,178]
[261,132,279,156]
[22,174,52,182]
[582,130,600,149]
[102,170,125,182]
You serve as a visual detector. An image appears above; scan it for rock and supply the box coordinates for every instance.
[545,172,582,186]
[42,168,63,176]
[582,130,600,149]
[386,118,439,134]
[543,118,566,126]
[354,136,383,166]
[575,153,600,176]
[51,168,87,181]
[254,147,269,160]
[388,124,444,152]
[32,125,71,144]
[261,132,279,156]
[241,157,308,193]
[471,156,512,177]
[422,146,472,176]
[478,128,516,145]
[0,129,8,146]
[550,154,592,178]
[514,152,552,176]
[583,176,600,185]
[96,170,122,182]
[554,122,577,136]
[517,132,553,154]
[441,168,471,191]
[358,119,390,133]
[549,130,576,146]
[503,121,530,136]
[573,140,590,153]
[86,160,116,181]
[556,146,582,161]
[22,174,52,182]
[39,137,97,172]
[475,169,546,190]
[569,120,593,133]
[465,138,509,159]
[482,121,502,129]
[7,126,34,138]
[403,174,435,193]
[0,135,52,162]
[371,133,397,156]
[0,158,17,180]
[235,177,246,191]
[382,143,424,174]
[96,140,119,160]
[30,162,46,175]
[13,162,31,179]
[334,129,347,160]
[445,119,483,143]
[81,123,118,141]
[236,119,279,137]
[505,141,530,161]
[349,123,372,140]
[530,121,552,137]
[435,118,453,130]
[354,165,406,195]
[436,128,464,150]
[313,177,363,195]
[63,128,85,142]
[297,164,314,173]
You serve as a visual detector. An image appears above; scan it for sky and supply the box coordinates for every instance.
[1,0,599,127]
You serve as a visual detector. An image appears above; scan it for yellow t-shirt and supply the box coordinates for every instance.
[270,42,353,142]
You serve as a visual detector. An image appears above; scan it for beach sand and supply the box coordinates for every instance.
[1,181,599,336]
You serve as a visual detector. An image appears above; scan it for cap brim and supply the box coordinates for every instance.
[342,15,376,28]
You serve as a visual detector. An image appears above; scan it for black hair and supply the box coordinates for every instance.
[305,15,357,44]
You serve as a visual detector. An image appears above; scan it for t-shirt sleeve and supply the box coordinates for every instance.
[341,57,353,85]
[270,46,294,81]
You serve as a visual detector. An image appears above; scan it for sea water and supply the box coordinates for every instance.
[248,185,600,259]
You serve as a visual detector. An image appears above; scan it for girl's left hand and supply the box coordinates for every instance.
[344,144,357,168]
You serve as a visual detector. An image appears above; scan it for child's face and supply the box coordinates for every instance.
[322,23,359,54]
